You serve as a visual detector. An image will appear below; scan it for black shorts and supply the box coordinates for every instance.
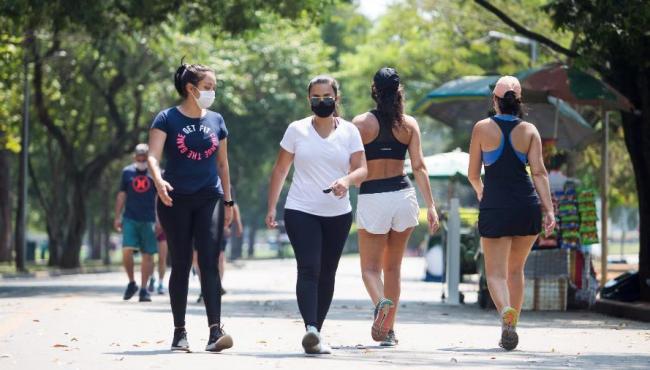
[478,205,542,238]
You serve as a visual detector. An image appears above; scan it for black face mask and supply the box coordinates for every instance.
[311,100,336,118]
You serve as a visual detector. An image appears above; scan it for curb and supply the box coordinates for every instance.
[593,298,650,322]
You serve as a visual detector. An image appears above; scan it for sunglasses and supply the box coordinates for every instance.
[310,96,336,106]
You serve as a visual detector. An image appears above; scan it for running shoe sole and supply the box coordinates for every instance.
[371,299,393,341]
[205,334,233,352]
[302,332,320,354]
[500,329,518,351]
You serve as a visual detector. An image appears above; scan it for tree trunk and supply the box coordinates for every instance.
[0,148,12,262]
[59,179,87,269]
[620,110,650,301]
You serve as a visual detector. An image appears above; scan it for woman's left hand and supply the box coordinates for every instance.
[328,177,350,198]
[224,204,233,227]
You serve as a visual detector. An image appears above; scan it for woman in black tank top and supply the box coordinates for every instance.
[468,76,555,351]
[353,68,440,346]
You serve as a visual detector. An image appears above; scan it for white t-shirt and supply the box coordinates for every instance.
[280,117,365,217]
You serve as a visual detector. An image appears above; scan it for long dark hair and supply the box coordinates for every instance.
[372,81,405,128]
[173,58,214,98]
[307,75,340,117]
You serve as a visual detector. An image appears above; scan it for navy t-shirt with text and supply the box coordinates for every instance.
[120,164,157,222]
[151,107,228,195]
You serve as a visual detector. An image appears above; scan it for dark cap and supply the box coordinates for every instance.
[373,67,400,91]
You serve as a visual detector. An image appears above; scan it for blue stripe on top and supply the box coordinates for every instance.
[482,114,528,166]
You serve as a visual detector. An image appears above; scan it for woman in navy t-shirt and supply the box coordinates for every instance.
[147,61,234,353]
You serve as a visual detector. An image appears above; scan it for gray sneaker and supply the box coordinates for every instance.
[380,330,398,347]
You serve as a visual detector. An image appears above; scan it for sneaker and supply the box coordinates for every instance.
[139,288,152,302]
[380,330,398,347]
[157,283,165,295]
[499,307,519,351]
[302,325,321,354]
[123,282,138,300]
[171,328,190,352]
[148,277,155,292]
[371,298,394,341]
[205,324,233,352]
[196,293,203,304]
[318,342,332,354]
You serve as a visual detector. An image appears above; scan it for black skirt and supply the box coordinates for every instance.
[478,205,542,238]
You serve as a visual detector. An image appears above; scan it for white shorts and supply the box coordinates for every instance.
[356,187,420,234]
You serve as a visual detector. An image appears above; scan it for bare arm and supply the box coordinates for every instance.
[113,191,126,232]
[527,127,556,235]
[233,203,244,236]
[329,151,367,196]
[217,138,233,227]
[266,149,294,228]
[147,128,174,206]
[468,121,484,200]
[407,117,439,234]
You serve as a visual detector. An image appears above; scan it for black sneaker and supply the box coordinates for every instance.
[139,288,152,302]
[205,324,233,352]
[148,277,155,292]
[123,282,138,300]
[171,328,190,352]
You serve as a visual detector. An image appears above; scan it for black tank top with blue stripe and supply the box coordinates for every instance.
[480,115,539,209]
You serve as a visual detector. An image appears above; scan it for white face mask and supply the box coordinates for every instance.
[135,162,147,171]
[192,86,215,109]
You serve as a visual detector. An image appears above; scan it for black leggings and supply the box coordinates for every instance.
[157,191,224,328]
[284,209,352,330]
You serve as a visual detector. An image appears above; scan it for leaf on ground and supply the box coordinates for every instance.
[490,357,496,360]
[257,340,267,344]
[156,340,165,344]
[450,358,458,363]
[53,344,68,348]
[116,357,124,361]
[132,344,140,347]
[33,319,40,322]
[71,337,78,342]
[110,342,120,347]
[140,341,149,344]
[0,354,12,358]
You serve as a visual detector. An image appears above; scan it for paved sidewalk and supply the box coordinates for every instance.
[1,256,649,369]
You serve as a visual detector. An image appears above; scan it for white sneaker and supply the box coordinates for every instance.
[302,325,321,354]
[318,343,332,354]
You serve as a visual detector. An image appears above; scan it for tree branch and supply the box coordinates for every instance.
[473,0,579,58]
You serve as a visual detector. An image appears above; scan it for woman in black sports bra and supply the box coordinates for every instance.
[353,67,440,346]
[468,76,555,351]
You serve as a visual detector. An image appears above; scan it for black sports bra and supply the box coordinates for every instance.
[364,109,409,161]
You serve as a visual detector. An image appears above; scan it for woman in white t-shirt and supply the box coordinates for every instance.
[266,75,367,355]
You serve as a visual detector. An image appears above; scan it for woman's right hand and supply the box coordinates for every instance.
[155,180,174,207]
[265,208,278,229]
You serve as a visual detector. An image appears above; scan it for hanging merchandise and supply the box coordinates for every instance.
[577,188,599,245]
